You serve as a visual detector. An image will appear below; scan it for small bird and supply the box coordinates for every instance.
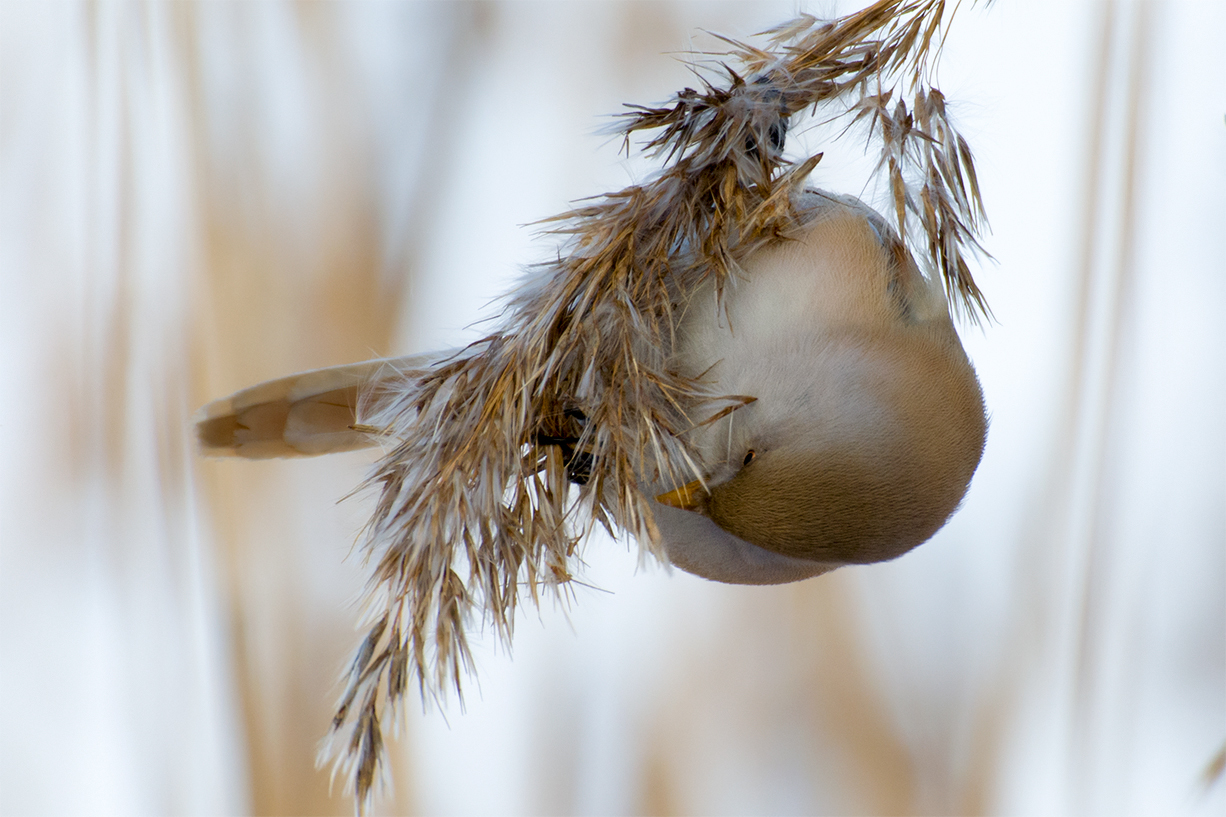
[197,189,987,585]
[197,8,994,800]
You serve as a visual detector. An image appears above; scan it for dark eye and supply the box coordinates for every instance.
[742,449,757,467]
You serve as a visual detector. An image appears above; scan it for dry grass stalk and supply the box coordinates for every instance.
[324,1,992,808]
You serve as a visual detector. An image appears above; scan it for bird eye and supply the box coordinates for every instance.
[742,449,757,467]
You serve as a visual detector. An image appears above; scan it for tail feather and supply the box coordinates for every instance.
[196,355,430,459]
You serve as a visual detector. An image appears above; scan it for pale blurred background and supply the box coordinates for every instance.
[1,1,1223,815]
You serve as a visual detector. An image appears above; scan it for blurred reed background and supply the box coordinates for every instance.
[1,1,1222,815]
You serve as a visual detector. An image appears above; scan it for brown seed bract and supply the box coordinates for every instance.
[326,1,992,807]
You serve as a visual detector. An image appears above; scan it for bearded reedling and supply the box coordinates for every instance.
[197,1,992,807]
[198,191,986,581]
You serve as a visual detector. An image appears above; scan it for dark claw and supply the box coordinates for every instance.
[745,75,789,160]
[564,451,595,486]
[535,408,595,485]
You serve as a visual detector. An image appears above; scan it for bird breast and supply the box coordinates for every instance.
[649,191,987,585]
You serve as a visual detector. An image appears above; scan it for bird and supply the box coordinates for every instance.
[196,188,988,586]
[196,8,995,802]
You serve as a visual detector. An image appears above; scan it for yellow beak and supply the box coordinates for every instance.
[654,479,708,512]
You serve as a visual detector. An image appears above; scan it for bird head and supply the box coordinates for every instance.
[651,194,987,582]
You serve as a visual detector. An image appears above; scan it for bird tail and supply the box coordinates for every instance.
[195,355,434,459]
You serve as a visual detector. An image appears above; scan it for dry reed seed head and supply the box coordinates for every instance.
[328,2,993,809]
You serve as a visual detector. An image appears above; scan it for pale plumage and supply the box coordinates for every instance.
[196,355,435,458]
[648,190,985,583]
[196,4,994,806]
[197,190,986,585]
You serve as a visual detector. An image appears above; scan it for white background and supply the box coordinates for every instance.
[1,2,1223,815]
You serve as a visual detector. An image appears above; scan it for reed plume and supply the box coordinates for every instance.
[324,1,992,806]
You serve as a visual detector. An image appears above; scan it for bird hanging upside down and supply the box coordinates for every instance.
[196,5,993,805]
[197,189,986,585]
